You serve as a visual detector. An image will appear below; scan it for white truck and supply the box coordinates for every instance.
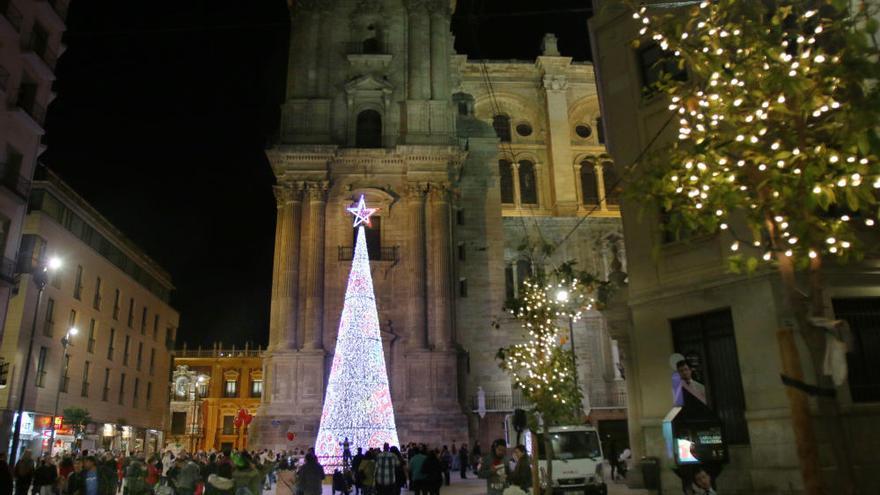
[504,415,607,495]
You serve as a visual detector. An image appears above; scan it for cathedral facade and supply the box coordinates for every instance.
[251,0,626,451]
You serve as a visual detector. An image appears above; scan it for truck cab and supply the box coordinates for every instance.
[505,416,607,495]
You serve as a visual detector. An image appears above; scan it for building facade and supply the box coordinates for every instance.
[254,0,627,451]
[0,171,178,458]
[167,345,264,453]
[589,1,880,494]
[0,0,67,358]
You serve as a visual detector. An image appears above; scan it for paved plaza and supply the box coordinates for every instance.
[294,472,651,495]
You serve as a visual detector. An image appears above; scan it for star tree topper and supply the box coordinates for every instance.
[347,195,378,228]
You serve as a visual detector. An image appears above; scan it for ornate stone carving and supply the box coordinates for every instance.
[427,182,449,202]
[543,74,568,91]
[304,181,329,202]
[405,182,428,200]
[273,182,305,207]
[542,33,560,56]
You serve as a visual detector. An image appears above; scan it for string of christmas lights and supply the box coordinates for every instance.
[629,0,880,266]
[498,278,594,413]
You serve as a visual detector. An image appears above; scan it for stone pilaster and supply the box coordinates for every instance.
[426,183,452,350]
[407,0,431,100]
[429,2,450,101]
[537,55,577,214]
[303,181,328,351]
[269,183,303,351]
[406,183,428,349]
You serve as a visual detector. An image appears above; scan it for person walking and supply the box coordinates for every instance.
[456,445,468,480]
[124,456,149,495]
[176,456,203,495]
[296,453,324,495]
[408,446,426,495]
[508,446,531,493]
[606,439,619,482]
[373,445,400,495]
[34,456,59,495]
[470,442,481,476]
[356,451,375,495]
[204,463,236,495]
[439,447,451,487]
[351,448,364,495]
[478,440,509,495]
[68,456,115,495]
[14,450,36,495]
[420,451,443,495]
[231,454,262,495]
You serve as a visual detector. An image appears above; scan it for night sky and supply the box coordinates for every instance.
[40,0,592,348]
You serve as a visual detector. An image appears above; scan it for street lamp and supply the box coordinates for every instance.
[48,327,77,456]
[555,288,580,397]
[9,256,62,466]
[189,374,209,452]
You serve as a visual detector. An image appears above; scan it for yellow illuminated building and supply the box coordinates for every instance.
[167,344,264,452]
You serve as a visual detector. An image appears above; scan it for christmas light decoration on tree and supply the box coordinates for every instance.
[315,196,399,468]
[628,0,880,269]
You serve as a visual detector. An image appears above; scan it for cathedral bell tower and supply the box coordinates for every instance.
[252,0,468,451]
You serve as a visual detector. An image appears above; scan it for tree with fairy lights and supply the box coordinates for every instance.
[497,257,606,495]
[628,1,879,493]
[315,196,399,469]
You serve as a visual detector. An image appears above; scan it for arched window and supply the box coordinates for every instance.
[580,161,599,205]
[602,162,620,205]
[356,110,382,148]
[499,160,515,204]
[493,115,511,143]
[518,160,538,205]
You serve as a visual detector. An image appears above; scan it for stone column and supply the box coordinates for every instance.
[511,161,522,209]
[269,183,303,351]
[426,183,452,349]
[303,182,327,351]
[429,4,450,100]
[538,55,577,214]
[406,183,428,349]
[595,163,607,211]
[407,1,431,100]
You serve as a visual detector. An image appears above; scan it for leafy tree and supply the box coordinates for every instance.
[496,249,607,494]
[627,1,880,493]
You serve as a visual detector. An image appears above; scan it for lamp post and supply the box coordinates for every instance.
[189,374,208,452]
[9,256,62,466]
[48,327,78,456]
[555,289,580,395]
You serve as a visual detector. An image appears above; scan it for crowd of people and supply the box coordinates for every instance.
[0,439,521,495]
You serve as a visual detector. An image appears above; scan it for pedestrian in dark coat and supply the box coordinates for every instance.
[0,453,14,495]
[420,451,443,495]
[296,453,325,495]
[457,446,468,480]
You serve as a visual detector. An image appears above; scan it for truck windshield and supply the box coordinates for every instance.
[535,431,601,460]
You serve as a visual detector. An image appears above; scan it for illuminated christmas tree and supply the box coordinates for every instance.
[315,196,399,467]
